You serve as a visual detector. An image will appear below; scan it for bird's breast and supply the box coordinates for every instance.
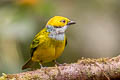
[51,38,66,60]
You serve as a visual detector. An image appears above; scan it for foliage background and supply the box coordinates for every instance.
[0,0,120,74]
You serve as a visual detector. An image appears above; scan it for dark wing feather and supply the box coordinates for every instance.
[30,38,39,57]
[65,37,67,47]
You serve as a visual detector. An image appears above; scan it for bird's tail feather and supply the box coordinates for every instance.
[22,58,35,70]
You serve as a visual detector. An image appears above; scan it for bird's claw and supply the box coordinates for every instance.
[53,60,67,67]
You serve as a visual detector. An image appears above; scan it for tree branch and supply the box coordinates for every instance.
[1,55,120,80]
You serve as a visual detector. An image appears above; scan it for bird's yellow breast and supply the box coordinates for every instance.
[31,29,66,63]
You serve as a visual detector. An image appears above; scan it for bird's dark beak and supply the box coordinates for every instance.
[67,21,76,25]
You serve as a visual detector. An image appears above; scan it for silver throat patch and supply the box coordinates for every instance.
[47,25,68,40]
[49,33,65,40]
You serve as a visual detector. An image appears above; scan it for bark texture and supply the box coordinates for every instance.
[1,55,120,80]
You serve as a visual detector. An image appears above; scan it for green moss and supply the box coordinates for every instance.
[87,71,92,78]
[78,57,109,64]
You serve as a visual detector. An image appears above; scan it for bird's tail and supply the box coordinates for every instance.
[22,58,35,70]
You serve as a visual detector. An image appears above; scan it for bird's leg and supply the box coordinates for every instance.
[53,60,60,66]
[53,60,67,66]
[39,63,43,68]
[52,60,62,76]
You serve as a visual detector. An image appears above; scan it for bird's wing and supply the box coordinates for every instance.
[65,35,67,47]
[30,38,40,57]
[30,29,48,57]
[65,37,67,47]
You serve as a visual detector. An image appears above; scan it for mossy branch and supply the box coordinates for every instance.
[1,55,120,80]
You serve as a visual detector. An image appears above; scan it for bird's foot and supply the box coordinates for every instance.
[39,63,44,69]
[53,60,67,67]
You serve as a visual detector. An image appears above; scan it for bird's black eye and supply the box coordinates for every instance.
[60,20,66,23]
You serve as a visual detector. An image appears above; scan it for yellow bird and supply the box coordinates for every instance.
[22,16,76,70]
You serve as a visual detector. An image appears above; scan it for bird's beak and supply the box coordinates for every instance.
[67,21,76,25]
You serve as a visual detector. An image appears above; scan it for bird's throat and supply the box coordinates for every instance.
[46,25,67,40]
[49,32,65,40]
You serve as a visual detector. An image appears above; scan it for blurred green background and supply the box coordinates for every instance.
[0,0,120,74]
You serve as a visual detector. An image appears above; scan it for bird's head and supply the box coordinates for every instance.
[46,16,75,34]
[47,16,75,27]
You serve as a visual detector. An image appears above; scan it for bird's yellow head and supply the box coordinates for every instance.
[46,16,75,40]
[46,16,75,27]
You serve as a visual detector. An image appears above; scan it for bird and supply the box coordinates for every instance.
[22,16,76,70]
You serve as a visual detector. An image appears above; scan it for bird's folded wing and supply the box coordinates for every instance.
[30,30,48,57]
